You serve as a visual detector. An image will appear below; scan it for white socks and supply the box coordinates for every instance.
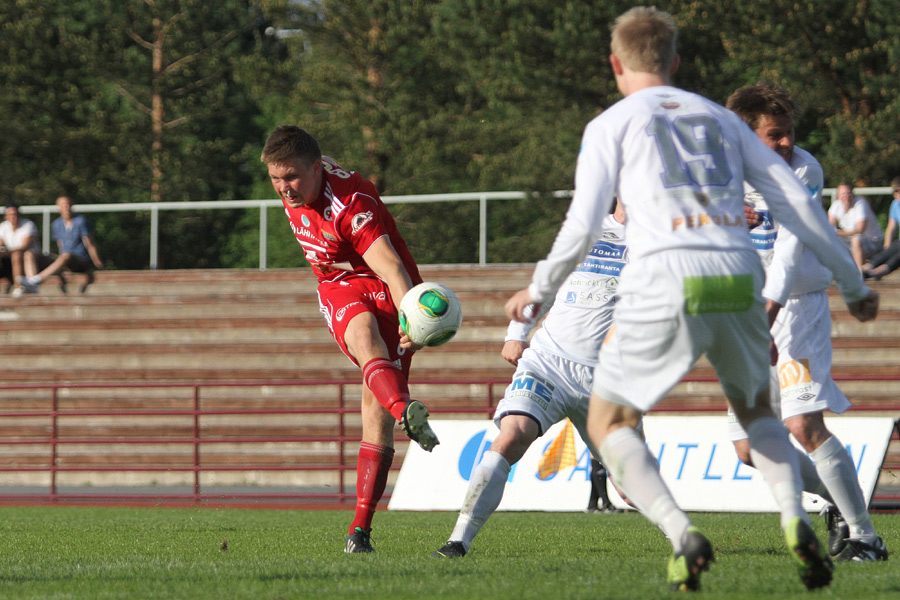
[600,427,691,551]
[450,450,511,550]
[810,435,876,541]
[795,447,832,502]
[746,417,807,529]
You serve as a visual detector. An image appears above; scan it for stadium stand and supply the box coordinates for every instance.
[0,265,896,506]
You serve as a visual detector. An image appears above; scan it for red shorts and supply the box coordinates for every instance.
[316,275,413,373]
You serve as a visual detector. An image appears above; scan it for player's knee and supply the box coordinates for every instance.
[493,419,539,463]
[345,321,384,360]
[783,413,829,452]
[490,438,529,465]
[733,440,753,466]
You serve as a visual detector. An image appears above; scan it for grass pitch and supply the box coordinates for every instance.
[0,506,896,599]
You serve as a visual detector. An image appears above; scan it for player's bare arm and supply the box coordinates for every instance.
[362,236,423,350]
[363,236,414,308]
[500,340,527,366]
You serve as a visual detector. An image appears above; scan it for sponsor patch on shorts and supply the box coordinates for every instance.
[683,274,753,314]
[779,359,812,388]
[507,370,555,410]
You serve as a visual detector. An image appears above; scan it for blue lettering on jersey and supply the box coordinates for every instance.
[574,258,624,276]
[574,241,626,275]
[588,241,626,260]
[749,209,776,251]
[749,231,776,250]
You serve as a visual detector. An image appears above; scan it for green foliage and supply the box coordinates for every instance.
[93,212,152,270]
[689,0,900,195]
[0,507,897,599]
[0,0,120,204]
[3,0,900,268]
[220,205,307,269]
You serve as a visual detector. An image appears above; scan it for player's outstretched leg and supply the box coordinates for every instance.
[401,399,439,451]
[432,450,512,558]
[785,517,833,590]
[808,434,885,561]
[667,527,715,591]
[345,526,375,554]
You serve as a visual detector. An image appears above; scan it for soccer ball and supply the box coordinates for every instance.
[398,282,463,347]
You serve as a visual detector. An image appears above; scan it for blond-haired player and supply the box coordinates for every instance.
[506,7,878,592]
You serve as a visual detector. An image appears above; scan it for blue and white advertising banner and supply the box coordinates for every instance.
[388,416,894,512]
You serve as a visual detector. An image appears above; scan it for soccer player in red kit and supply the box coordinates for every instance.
[261,125,439,554]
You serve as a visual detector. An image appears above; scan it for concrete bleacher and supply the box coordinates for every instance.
[0,265,525,384]
[2,265,898,389]
[0,266,897,502]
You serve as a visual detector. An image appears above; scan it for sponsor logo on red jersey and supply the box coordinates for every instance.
[351,211,374,235]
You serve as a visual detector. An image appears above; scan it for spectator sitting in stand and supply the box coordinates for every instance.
[862,177,900,280]
[18,196,103,295]
[1,203,44,297]
[828,183,884,268]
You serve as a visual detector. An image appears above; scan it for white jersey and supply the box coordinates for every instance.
[506,214,626,367]
[745,146,835,304]
[527,85,868,306]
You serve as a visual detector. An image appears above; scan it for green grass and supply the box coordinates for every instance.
[0,507,897,599]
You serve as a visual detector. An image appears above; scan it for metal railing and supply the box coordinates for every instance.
[18,187,892,271]
[0,379,503,506]
[19,191,572,271]
[0,377,896,508]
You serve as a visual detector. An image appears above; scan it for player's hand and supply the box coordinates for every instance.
[847,290,879,322]
[501,340,528,366]
[505,289,539,323]
[398,326,424,351]
[743,202,761,228]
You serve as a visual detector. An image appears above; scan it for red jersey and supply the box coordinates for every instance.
[282,158,422,286]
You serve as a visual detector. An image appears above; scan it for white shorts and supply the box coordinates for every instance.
[728,290,850,441]
[593,249,770,414]
[494,347,594,446]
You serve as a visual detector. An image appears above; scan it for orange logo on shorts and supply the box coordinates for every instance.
[779,359,811,388]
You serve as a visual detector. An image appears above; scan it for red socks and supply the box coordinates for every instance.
[362,358,409,420]
[350,442,395,533]
[351,359,407,532]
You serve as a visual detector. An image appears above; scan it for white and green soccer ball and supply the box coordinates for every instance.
[399,282,463,347]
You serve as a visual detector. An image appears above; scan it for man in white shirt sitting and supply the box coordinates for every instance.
[828,184,884,267]
[0,204,41,297]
